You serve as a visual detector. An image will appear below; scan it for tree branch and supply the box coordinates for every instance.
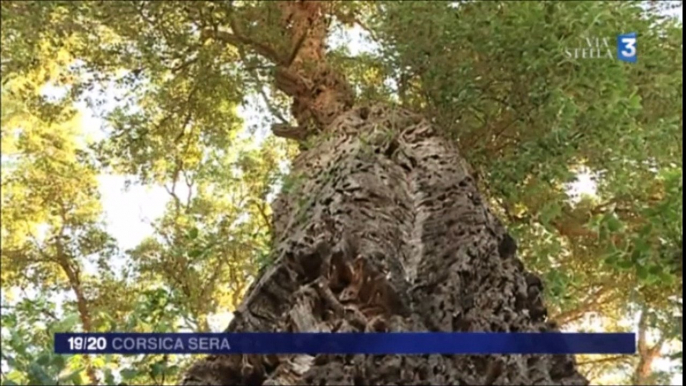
[182,168,194,210]
[200,29,285,66]
[250,197,273,234]
[164,159,183,215]
[552,286,618,326]
[225,8,292,125]
[576,355,631,366]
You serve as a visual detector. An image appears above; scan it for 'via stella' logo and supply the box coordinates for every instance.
[564,33,637,63]
[565,37,614,60]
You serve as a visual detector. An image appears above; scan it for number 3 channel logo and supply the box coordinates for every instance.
[617,32,637,63]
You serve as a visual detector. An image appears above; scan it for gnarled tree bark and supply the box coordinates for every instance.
[181,102,587,386]
[182,2,589,385]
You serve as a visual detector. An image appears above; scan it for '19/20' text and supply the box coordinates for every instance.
[66,336,232,352]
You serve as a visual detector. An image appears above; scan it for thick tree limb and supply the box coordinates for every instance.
[271,123,308,141]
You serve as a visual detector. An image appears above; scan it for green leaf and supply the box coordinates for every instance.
[35,353,51,366]
[120,368,139,381]
[52,313,81,333]
[103,369,116,386]
[27,362,55,385]
[636,265,649,281]
[617,259,634,270]
[189,248,204,258]
[539,202,562,226]
[57,368,84,385]
[604,215,622,233]
[150,362,165,378]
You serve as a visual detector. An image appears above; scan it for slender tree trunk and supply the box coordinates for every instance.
[633,310,665,385]
[182,2,588,385]
[56,235,99,385]
[67,276,99,384]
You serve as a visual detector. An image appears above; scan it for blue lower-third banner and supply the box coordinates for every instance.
[54,333,635,355]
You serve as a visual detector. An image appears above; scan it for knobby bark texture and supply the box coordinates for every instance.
[181,104,589,386]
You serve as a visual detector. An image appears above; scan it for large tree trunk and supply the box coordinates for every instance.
[182,2,589,384]
[181,103,588,386]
